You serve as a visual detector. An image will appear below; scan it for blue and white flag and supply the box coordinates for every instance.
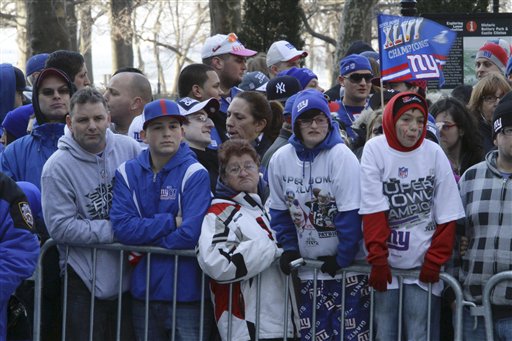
[377,14,456,86]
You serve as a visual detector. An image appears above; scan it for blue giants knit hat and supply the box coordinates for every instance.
[339,54,372,76]
[291,89,332,132]
[143,99,187,129]
[278,67,317,90]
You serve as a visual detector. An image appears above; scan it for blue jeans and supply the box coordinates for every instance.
[64,267,135,341]
[462,307,512,341]
[373,284,440,341]
[132,299,214,341]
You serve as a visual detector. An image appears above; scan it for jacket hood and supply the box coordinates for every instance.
[0,63,17,121]
[383,91,428,152]
[289,120,344,161]
[485,150,502,177]
[136,141,196,172]
[32,68,74,125]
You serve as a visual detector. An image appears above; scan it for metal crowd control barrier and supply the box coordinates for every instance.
[289,259,467,341]
[483,270,512,341]
[33,239,468,341]
[33,239,210,341]
[33,239,298,341]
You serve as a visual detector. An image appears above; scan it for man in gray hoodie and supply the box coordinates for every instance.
[41,87,141,340]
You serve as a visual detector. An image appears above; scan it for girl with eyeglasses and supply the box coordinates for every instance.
[468,72,511,153]
[430,97,484,180]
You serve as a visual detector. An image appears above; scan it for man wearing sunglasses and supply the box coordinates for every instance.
[334,54,373,149]
[1,68,74,189]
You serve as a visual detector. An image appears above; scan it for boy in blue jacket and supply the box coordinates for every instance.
[111,99,212,340]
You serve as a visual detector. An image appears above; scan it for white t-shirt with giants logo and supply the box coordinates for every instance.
[359,135,465,294]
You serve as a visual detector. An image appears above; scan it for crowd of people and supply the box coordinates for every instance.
[1,31,512,341]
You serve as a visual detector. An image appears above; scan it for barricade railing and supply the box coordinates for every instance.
[33,239,298,341]
[482,270,512,341]
[33,239,469,341]
[287,259,468,341]
[33,239,209,341]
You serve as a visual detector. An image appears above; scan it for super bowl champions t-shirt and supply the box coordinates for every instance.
[268,143,361,280]
[359,135,465,294]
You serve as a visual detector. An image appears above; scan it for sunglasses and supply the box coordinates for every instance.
[346,73,373,83]
[40,87,70,97]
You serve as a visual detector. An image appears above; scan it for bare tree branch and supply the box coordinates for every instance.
[136,35,195,64]
[299,8,336,46]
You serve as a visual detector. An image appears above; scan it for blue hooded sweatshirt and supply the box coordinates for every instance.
[269,102,362,268]
[0,68,73,189]
[111,142,212,302]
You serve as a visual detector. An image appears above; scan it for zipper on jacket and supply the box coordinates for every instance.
[495,177,508,274]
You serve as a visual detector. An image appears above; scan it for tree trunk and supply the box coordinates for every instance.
[153,8,166,95]
[79,3,94,84]
[333,0,379,83]
[110,0,134,72]
[15,0,29,71]
[27,0,70,54]
[66,0,78,51]
[209,0,241,35]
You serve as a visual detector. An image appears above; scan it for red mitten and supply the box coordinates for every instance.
[419,259,441,283]
[369,263,392,292]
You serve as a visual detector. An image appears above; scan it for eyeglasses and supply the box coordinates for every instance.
[436,121,457,131]
[346,73,373,84]
[298,115,329,127]
[501,127,512,136]
[40,87,70,97]
[188,113,209,123]
[372,126,383,135]
[225,161,258,176]
[482,95,502,103]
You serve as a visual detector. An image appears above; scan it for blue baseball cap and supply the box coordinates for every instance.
[26,53,49,77]
[143,99,187,129]
[291,89,332,131]
[339,54,372,76]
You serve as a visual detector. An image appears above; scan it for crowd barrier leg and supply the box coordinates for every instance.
[483,270,512,341]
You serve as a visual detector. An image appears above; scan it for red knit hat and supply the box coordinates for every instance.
[476,39,512,74]
[383,92,428,152]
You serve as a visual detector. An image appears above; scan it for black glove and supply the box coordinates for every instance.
[318,256,341,277]
[279,250,301,275]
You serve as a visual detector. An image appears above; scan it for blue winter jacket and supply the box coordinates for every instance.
[111,143,212,302]
[0,173,39,341]
[1,123,65,189]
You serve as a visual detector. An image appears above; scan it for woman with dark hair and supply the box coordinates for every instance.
[468,72,511,153]
[226,91,280,157]
[197,139,296,340]
[430,97,484,179]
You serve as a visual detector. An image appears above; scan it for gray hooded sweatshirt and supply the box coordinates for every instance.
[42,129,141,299]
